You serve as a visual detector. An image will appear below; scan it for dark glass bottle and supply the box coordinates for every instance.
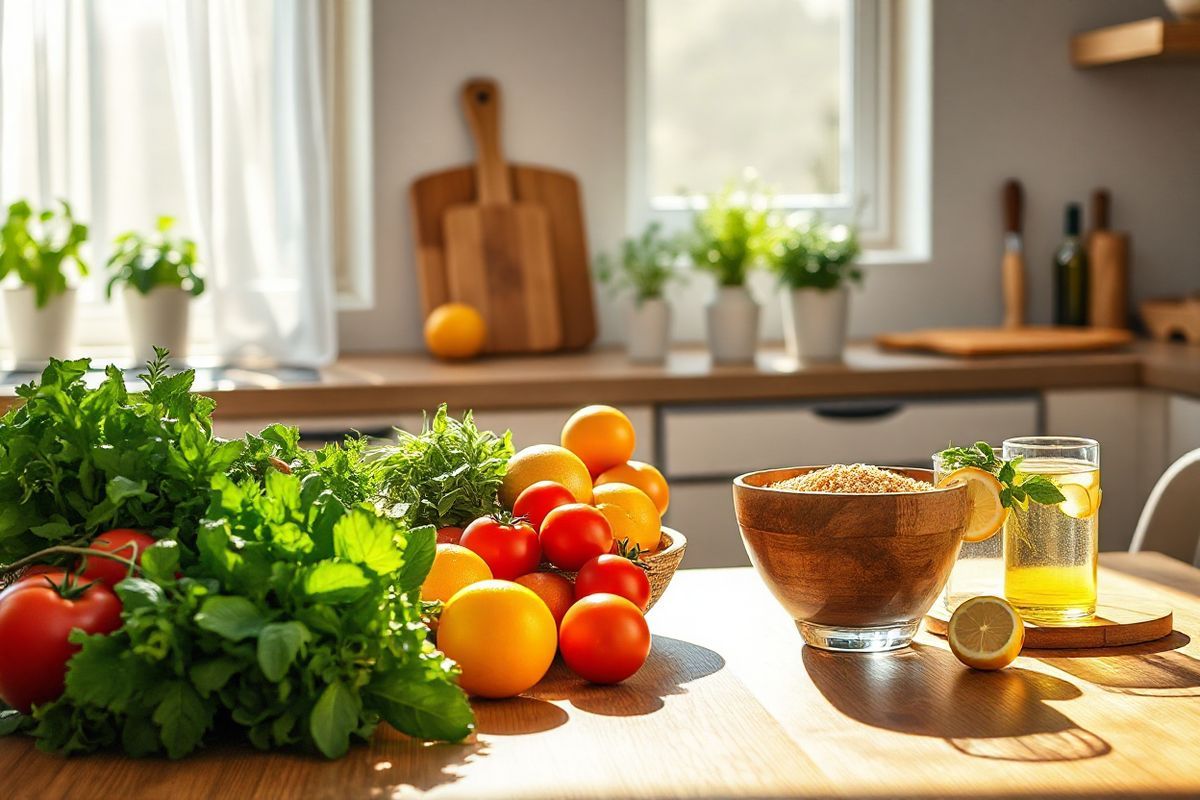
[1055,203,1089,326]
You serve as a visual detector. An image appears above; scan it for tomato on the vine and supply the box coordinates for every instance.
[459,516,541,580]
[539,504,613,571]
[512,481,575,531]
[79,529,157,586]
[558,593,650,684]
[0,575,123,712]
[574,554,651,611]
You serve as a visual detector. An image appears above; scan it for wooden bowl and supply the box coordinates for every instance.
[545,527,686,612]
[732,467,967,651]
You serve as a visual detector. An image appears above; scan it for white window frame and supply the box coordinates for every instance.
[627,0,893,247]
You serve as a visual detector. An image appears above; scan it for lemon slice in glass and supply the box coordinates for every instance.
[1059,483,1096,519]
[938,466,1008,543]
[948,595,1025,671]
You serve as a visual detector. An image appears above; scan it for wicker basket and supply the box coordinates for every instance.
[545,527,686,612]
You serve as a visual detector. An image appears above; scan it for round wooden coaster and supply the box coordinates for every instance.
[925,595,1173,650]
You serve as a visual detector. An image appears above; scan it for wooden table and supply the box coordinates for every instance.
[3,552,1198,799]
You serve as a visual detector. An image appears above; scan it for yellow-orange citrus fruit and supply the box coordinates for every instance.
[948,595,1025,671]
[561,405,636,477]
[500,445,592,509]
[515,572,574,627]
[421,544,492,603]
[424,303,486,360]
[937,466,1008,543]
[595,460,670,515]
[591,482,661,553]
[437,580,558,698]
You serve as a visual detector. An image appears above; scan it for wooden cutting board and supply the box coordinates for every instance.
[437,80,562,354]
[876,326,1133,357]
[410,80,596,351]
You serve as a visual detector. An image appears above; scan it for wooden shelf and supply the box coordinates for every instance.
[1072,17,1200,67]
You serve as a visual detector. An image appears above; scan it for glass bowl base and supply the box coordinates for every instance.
[796,620,920,652]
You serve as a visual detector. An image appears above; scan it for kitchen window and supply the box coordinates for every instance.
[0,0,371,366]
[629,0,894,245]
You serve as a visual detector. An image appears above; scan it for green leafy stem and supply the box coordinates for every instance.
[937,442,1066,508]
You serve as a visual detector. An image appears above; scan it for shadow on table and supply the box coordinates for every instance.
[803,644,1110,762]
[528,635,726,718]
[1033,631,1200,697]
[472,696,570,735]
[363,732,488,796]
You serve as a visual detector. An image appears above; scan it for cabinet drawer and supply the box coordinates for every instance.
[663,482,749,569]
[661,397,1039,479]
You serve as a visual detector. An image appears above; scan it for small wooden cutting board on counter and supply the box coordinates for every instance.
[876,326,1133,357]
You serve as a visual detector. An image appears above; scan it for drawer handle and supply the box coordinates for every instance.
[811,403,903,421]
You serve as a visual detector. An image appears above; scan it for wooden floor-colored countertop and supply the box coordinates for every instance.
[3,341,1198,420]
[2,551,1198,799]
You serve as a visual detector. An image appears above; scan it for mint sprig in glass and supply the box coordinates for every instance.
[936,441,1065,508]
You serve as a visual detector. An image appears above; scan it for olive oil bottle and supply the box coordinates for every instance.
[1054,203,1089,326]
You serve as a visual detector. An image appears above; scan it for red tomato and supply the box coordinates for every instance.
[515,572,575,627]
[436,526,464,545]
[539,504,613,571]
[558,593,651,684]
[0,568,69,602]
[574,554,651,611]
[80,529,157,586]
[0,576,123,712]
[459,517,541,580]
[513,481,576,531]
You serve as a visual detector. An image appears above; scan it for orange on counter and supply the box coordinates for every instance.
[561,405,636,477]
[595,460,670,515]
[424,303,487,360]
[437,580,558,698]
[515,572,574,627]
[421,544,492,604]
[500,444,592,508]
[591,482,661,553]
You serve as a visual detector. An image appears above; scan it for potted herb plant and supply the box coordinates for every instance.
[106,216,205,363]
[596,222,683,363]
[688,183,769,364]
[0,200,89,367]
[768,216,862,361]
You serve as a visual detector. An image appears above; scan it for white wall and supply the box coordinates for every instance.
[341,0,1200,353]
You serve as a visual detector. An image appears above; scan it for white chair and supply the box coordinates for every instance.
[1130,448,1200,567]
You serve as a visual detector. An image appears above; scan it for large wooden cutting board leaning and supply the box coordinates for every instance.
[410,79,596,352]
[876,326,1133,357]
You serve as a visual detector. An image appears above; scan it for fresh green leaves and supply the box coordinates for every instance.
[596,221,685,303]
[686,179,771,287]
[309,681,360,759]
[937,442,1067,508]
[105,216,205,299]
[195,596,267,641]
[371,405,513,528]
[257,622,311,681]
[0,199,89,307]
[767,216,862,291]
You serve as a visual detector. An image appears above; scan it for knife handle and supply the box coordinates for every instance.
[1002,249,1026,328]
[461,78,512,204]
[1091,188,1110,232]
[1003,180,1023,234]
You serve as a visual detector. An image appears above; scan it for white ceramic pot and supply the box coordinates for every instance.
[627,297,671,363]
[3,286,76,367]
[706,285,760,364]
[781,286,849,362]
[124,286,191,364]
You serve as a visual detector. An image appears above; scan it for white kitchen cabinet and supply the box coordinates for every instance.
[1043,389,1167,551]
[659,397,1039,479]
[1168,394,1200,463]
[663,482,749,569]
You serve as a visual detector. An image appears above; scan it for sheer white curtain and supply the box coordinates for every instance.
[0,0,337,367]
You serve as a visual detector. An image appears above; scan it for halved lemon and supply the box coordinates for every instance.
[948,595,1026,671]
[938,466,1008,542]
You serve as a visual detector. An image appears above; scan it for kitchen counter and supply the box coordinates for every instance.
[2,551,1198,799]
[3,340,1196,420]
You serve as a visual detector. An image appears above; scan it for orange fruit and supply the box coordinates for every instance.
[937,466,1008,543]
[437,580,558,698]
[500,444,592,509]
[561,405,636,477]
[595,460,670,515]
[948,595,1025,671]
[591,482,661,553]
[515,572,574,627]
[424,303,486,360]
[421,544,492,603]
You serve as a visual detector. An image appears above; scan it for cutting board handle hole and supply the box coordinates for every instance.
[475,90,491,104]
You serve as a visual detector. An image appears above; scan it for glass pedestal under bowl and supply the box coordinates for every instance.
[797,620,922,652]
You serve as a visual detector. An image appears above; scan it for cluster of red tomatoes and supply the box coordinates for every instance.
[0,530,156,712]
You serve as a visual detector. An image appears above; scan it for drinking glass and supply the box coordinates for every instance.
[934,451,1003,611]
[1001,437,1100,621]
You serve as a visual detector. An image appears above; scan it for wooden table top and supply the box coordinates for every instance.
[3,341,1198,419]
[2,551,1198,799]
